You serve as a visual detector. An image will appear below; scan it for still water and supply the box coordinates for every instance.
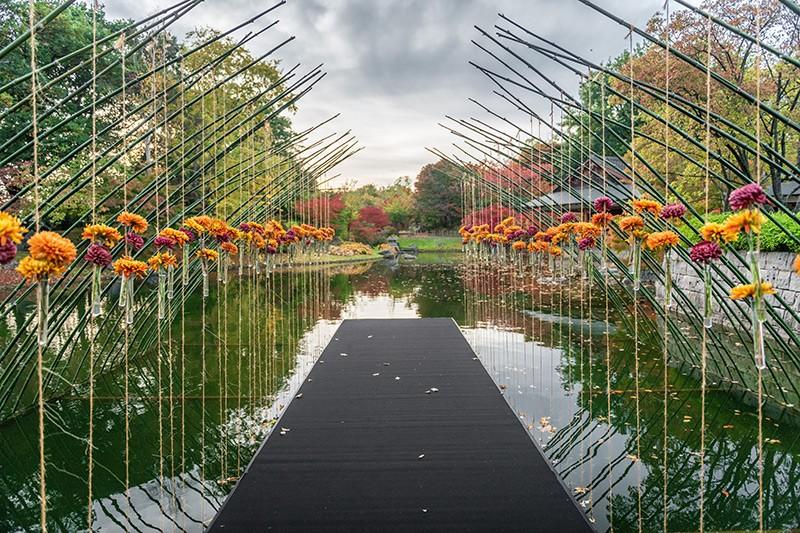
[0,254,797,532]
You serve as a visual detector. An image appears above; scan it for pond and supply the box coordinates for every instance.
[0,254,797,532]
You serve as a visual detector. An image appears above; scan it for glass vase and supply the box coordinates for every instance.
[91,264,103,317]
[37,277,50,347]
[220,254,228,285]
[124,275,134,326]
[238,245,245,277]
[201,260,209,298]
[118,274,127,308]
[158,269,167,320]
[663,248,672,307]
[703,264,713,329]
[182,246,189,287]
[167,265,175,301]
[630,238,642,292]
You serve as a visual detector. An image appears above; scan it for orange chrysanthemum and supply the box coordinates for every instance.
[17,256,65,281]
[116,211,149,234]
[794,254,800,276]
[0,211,27,246]
[28,231,77,267]
[631,199,662,215]
[159,228,190,247]
[722,209,765,241]
[148,251,178,271]
[196,248,219,261]
[591,212,614,228]
[618,215,644,234]
[113,256,149,278]
[184,215,214,234]
[574,222,602,239]
[645,230,679,250]
[221,242,238,255]
[548,245,562,257]
[729,282,776,301]
[82,223,122,246]
[511,240,527,251]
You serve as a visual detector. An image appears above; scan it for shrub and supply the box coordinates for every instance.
[677,211,800,253]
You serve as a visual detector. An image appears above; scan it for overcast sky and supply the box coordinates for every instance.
[106,0,675,187]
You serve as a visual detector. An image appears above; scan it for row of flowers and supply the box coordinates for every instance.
[459,183,800,370]
[0,210,334,345]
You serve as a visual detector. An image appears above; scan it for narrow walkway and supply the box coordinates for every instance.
[209,318,592,532]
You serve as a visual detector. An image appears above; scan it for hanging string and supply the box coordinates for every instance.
[600,79,613,531]
[754,4,765,531]
[29,0,46,530]
[699,8,712,532]
[629,25,643,533]
[662,3,671,530]
[87,0,98,528]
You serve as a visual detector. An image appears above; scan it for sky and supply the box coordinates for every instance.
[106,0,675,187]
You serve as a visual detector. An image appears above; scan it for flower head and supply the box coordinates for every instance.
[632,198,662,216]
[577,237,595,250]
[221,241,238,255]
[196,248,219,261]
[153,235,176,249]
[0,241,17,264]
[159,228,190,247]
[0,211,27,246]
[113,256,149,278]
[660,203,686,220]
[699,222,729,243]
[794,254,800,276]
[548,245,562,257]
[560,212,578,223]
[178,227,196,243]
[618,215,645,234]
[722,209,765,241]
[84,243,113,267]
[82,224,122,247]
[17,256,64,281]
[690,240,723,264]
[594,196,614,213]
[116,211,149,234]
[729,183,768,211]
[148,251,178,271]
[28,231,77,267]
[645,230,679,250]
[183,216,213,234]
[511,240,527,251]
[729,282,776,301]
[124,232,144,251]
[591,212,614,227]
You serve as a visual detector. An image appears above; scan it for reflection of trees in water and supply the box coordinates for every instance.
[0,268,332,531]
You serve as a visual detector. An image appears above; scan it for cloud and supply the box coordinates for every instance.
[106,0,665,186]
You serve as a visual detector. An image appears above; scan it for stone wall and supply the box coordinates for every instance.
[656,251,800,333]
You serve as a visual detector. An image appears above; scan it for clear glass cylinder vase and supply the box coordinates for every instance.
[37,277,50,347]
[663,248,672,307]
[753,302,767,369]
[703,264,713,329]
[631,238,642,292]
[125,275,135,325]
[91,264,103,317]
[238,246,245,277]
[182,247,189,287]
[201,260,209,298]
[158,269,167,320]
[167,265,175,300]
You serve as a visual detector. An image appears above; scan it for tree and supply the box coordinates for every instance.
[414,159,462,230]
[349,205,391,244]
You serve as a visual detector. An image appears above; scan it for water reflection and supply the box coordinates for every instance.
[0,255,797,532]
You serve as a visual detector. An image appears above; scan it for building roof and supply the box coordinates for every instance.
[526,157,634,209]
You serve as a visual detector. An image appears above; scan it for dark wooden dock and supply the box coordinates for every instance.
[209,318,592,532]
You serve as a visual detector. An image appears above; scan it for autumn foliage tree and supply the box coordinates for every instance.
[349,205,391,244]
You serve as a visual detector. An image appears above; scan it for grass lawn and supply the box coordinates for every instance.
[395,234,463,252]
[275,251,382,265]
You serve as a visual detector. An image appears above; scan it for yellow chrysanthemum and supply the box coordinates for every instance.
[699,222,730,243]
[722,209,765,241]
[159,228,190,246]
[82,224,122,246]
[16,256,65,281]
[0,211,27,245]
[148,252,178,271]
[113,256,149,278]
[729,282,776,301]
[196,248,219,261]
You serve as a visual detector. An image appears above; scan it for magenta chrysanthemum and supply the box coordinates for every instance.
[660,203,686,220]
[527,226,538,236]
[577,237,595,250]
[560,212,578,223]
[84,243,113,267]
[266,246,278,254]
[594,196,614,213]
[153,235,176,249]
[690,240,723,264]
[0,241,17,264]
[124,232,144,250]
[179,227,196,243]
[728,183,768,211]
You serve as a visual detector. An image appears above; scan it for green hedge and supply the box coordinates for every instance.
[677,212,800,253]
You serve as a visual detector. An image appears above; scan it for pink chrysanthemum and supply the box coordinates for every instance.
[85,243,113,267]
[560,212,578,223]
[690,240,723,264]
[729,183,768,211]
[0,241,17,264]
[660,203,686,220]
[124,232,144,251]
[577,237,595,250]
[153,235,176,249]
[593,196,614,213]
[179,227,196,243]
